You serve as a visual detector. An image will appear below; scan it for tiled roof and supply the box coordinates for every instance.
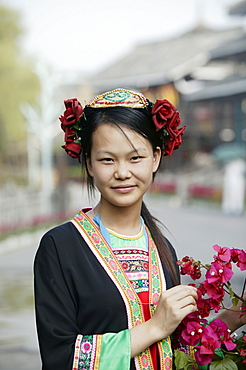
[90,26,243,91]
[229,0,246,16]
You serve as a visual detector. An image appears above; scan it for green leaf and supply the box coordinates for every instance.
[73,122,82,130]
[228,286,234,298]
[174,350,195,370]
[209,357,238,370]
[232,297,239,306]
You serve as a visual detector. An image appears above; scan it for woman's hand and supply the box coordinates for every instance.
[149,285,198,342]
[130,285,197,357]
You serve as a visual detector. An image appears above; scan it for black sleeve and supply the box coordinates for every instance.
[34,230,79,369]
[34,223,131,370]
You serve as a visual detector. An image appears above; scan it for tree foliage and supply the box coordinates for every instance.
[0,5,39,155]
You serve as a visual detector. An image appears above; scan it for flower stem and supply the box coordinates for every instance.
[241,278,246,299]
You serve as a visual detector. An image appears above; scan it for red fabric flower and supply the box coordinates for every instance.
[63,127,77,143]
[151,99,186,156]
[59,98,83,127]
[60,98,83,160]
[152,99,176,128]
[62,141,82,159]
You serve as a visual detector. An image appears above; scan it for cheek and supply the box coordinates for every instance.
[135,162,154,180]
[93,165,113,183]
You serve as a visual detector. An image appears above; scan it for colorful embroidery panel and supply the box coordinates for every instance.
[109,225,149,293]
[73,335,101,370]
[113,248,149,293]
[72,211,173,370]
[73,335,102,370]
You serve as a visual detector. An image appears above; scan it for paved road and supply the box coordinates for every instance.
[0,196,245,369]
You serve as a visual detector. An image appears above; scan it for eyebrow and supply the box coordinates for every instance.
[96,148,148,156]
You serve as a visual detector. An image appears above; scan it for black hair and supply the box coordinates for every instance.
[80,105,179,286]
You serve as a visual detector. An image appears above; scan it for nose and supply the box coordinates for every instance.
[114,161,131,180]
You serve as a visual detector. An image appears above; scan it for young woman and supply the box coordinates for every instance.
[34,89,245,370]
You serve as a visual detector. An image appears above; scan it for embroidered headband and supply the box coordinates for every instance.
[59,88,186,160]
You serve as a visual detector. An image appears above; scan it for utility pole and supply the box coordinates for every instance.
[21,62,63,214]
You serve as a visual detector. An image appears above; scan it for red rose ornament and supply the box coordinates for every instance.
[59,98,83,127]
[151,99,186,156]
[60,98,83,160]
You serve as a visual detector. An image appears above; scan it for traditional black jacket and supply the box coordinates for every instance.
[34,211,179,370]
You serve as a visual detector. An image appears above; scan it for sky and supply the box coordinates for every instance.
[1,0,244,75]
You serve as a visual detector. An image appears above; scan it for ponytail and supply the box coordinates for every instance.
[141,201,180,286]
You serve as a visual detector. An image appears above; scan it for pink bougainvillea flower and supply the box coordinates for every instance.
[222,329,237,351]
[206,261,234,284]
[175,246,246,368]
[240,348,246,357]
[196,298,211,318]
[190,262,202,280]
[178,256,202,280]
[213,245,231,262]
[181,321,205,346]
[184,311,204,324]
[195,334,221,365]
[176,311,205,338]
[195,350,214,366]
[201,280,225,299]
[178,256,194,275]
[230,248,241,263]
[208,297,223,313]
[240,304,246,318]
[196,284,206,297]
[208,318,227,335]
[237,250,246,271]
[208,319,236,351]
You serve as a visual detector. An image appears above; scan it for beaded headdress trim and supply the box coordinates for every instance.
[87,88,148,109]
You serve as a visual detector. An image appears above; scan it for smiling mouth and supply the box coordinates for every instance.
[112,185,136,193]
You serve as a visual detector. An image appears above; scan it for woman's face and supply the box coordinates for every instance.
[86,123,161,211]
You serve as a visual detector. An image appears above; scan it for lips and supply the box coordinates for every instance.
[111,185,136,193]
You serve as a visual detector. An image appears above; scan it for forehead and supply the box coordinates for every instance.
[92,123,151,151]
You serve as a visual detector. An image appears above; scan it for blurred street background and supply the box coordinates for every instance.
[0,0,246,368]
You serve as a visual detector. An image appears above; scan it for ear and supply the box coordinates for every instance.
[86,154,94,177]
[152,147,161,173]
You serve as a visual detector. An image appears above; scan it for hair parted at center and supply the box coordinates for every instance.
[59,88,185,286]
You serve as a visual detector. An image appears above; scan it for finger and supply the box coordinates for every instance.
[178,296,197,310]
[179,304,198,319]
[162,285,197,301]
